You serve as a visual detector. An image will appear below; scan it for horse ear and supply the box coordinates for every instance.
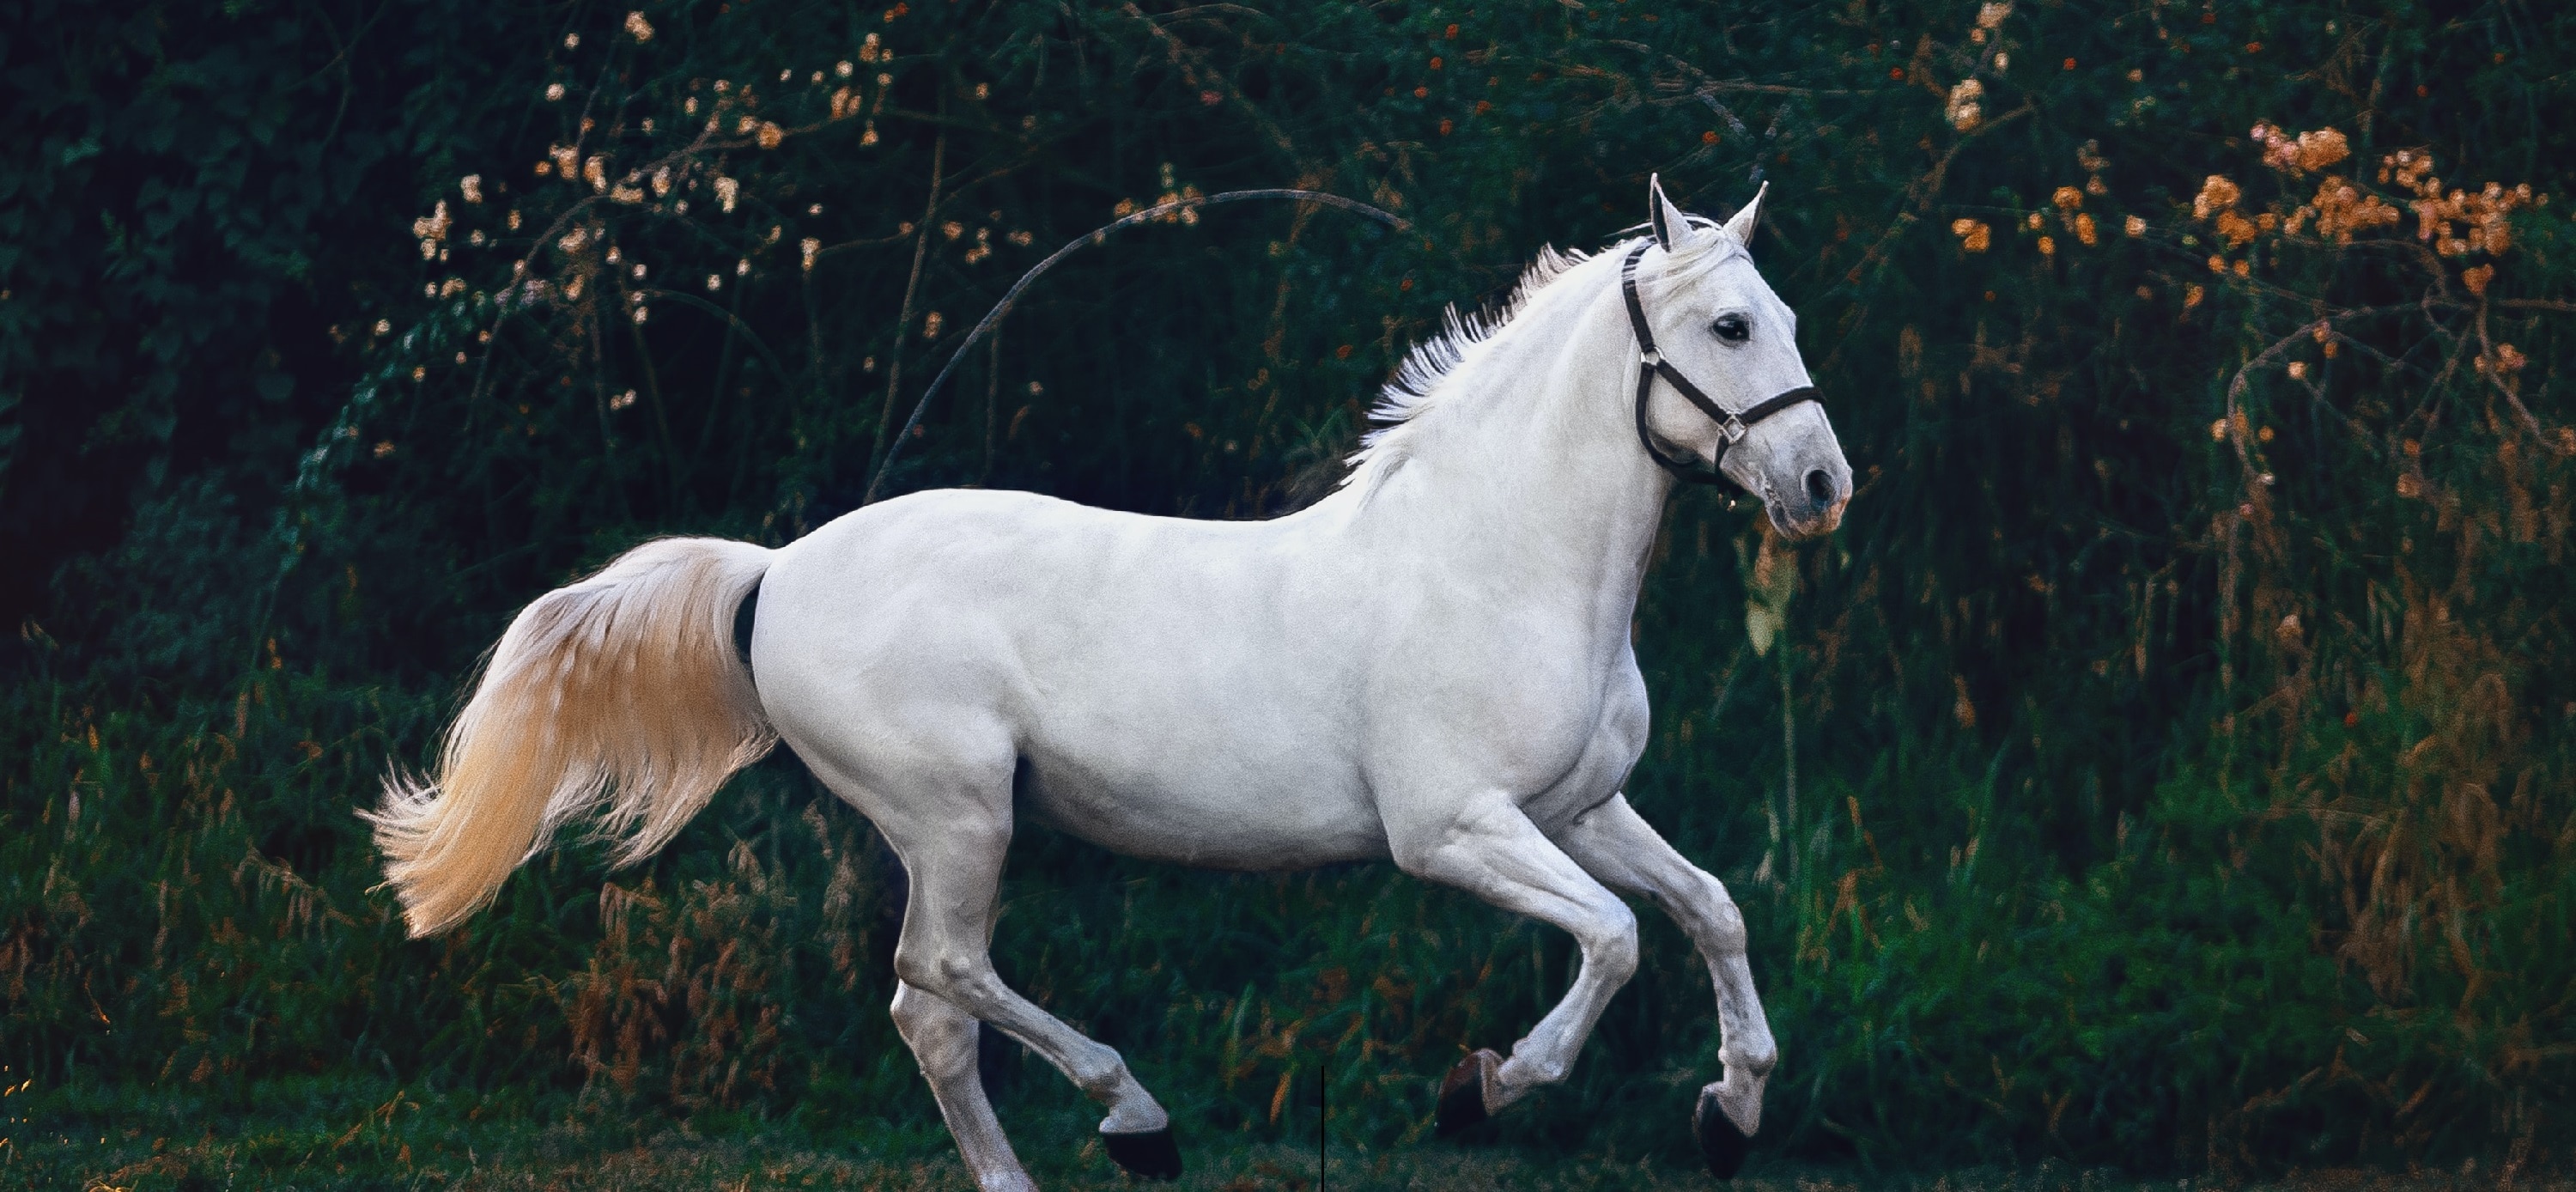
[1648,173,1689,252]
[1722,181,1769,249]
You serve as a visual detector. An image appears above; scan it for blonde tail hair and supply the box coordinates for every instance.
[368,538,777,937]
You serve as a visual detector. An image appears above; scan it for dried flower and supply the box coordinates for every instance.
[756,122,785,149]
[1950,218,1991,252]
[545,82,566,102]
[801,237,822,271]
[2477,343,2527,374]
[2124,215,2146,238]
[2287,361,2308,380]
[2251,123,2348,173]
[625,11,653,40]
[2463,264,2495,295]
[714,175,739,213]
[412,201,452,242]
[2073,212,2098,246]
[2052,186,2083,210]
[2183,284,2204,309]
[1977,2,2011,27]
[2037,234,2057,256]
[459,174,483,204]
[2192,174,2240,220]
[1946,79,1984,131]
[922,311,943,339]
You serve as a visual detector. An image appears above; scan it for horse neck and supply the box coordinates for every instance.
[1342,256,1674,629]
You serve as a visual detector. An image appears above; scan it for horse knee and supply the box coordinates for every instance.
[1707,894,1748,955]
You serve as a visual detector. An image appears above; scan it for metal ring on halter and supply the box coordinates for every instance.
[1619,243,1820,490]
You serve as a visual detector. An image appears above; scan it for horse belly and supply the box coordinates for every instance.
[1018,751,1388,870]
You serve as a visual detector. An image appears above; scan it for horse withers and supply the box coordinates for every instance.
[370,175,1851,1190]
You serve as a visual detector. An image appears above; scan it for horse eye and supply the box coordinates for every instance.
[1711,313,1751,343]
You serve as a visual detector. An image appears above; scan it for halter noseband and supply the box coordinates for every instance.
[1619,242,1821,489]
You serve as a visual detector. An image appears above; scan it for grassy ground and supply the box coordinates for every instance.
[10,1079,2565,1192]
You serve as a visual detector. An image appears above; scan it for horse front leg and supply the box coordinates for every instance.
[1386,791,1641,1133]
[1554,794,1777,1179]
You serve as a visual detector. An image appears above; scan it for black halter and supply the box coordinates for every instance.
[1619,242,1821,489]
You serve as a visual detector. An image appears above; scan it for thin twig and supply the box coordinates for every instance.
[870,129,947,484]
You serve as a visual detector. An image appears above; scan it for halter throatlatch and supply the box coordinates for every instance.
[1619,243,1821,489]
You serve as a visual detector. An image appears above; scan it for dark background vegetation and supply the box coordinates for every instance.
[3,0,2571,1183]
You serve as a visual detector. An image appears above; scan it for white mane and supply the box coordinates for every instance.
[1343,218,1741,491]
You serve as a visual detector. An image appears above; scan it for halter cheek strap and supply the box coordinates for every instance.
[1619,243,1821,489]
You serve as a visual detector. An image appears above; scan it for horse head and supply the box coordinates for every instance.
[1631,176,1852,538]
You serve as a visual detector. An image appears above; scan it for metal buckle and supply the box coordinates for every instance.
[1639,349,1662,368]
[1719,416,1747,443]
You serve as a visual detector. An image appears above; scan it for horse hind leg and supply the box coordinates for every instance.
[818,740,1181,1183]
[891,982,1038,1192]
[891,828,1181,1179]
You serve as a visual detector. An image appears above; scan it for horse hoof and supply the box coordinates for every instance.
[1435,1049,1502,1137]
[1692,1087,1753,1180]
[1103,1126,1182,1182]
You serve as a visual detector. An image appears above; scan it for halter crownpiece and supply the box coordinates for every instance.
[1619,241,1822,489]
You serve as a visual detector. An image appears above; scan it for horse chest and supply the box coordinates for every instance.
[1513,657,1650,830]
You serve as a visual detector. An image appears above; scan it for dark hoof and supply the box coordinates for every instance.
[1103,1126,1182,1182]
[1693,1087,1753,1180]
[1436,1049,1502,1137]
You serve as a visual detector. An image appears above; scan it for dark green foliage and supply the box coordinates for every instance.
[3,0,2571,1180]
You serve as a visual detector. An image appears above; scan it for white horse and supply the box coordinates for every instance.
[370,177,1850,1189]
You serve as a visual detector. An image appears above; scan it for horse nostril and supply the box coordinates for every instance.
[1804,468,1834,508]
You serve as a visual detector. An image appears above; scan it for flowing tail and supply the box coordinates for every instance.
[368,538,777,937]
